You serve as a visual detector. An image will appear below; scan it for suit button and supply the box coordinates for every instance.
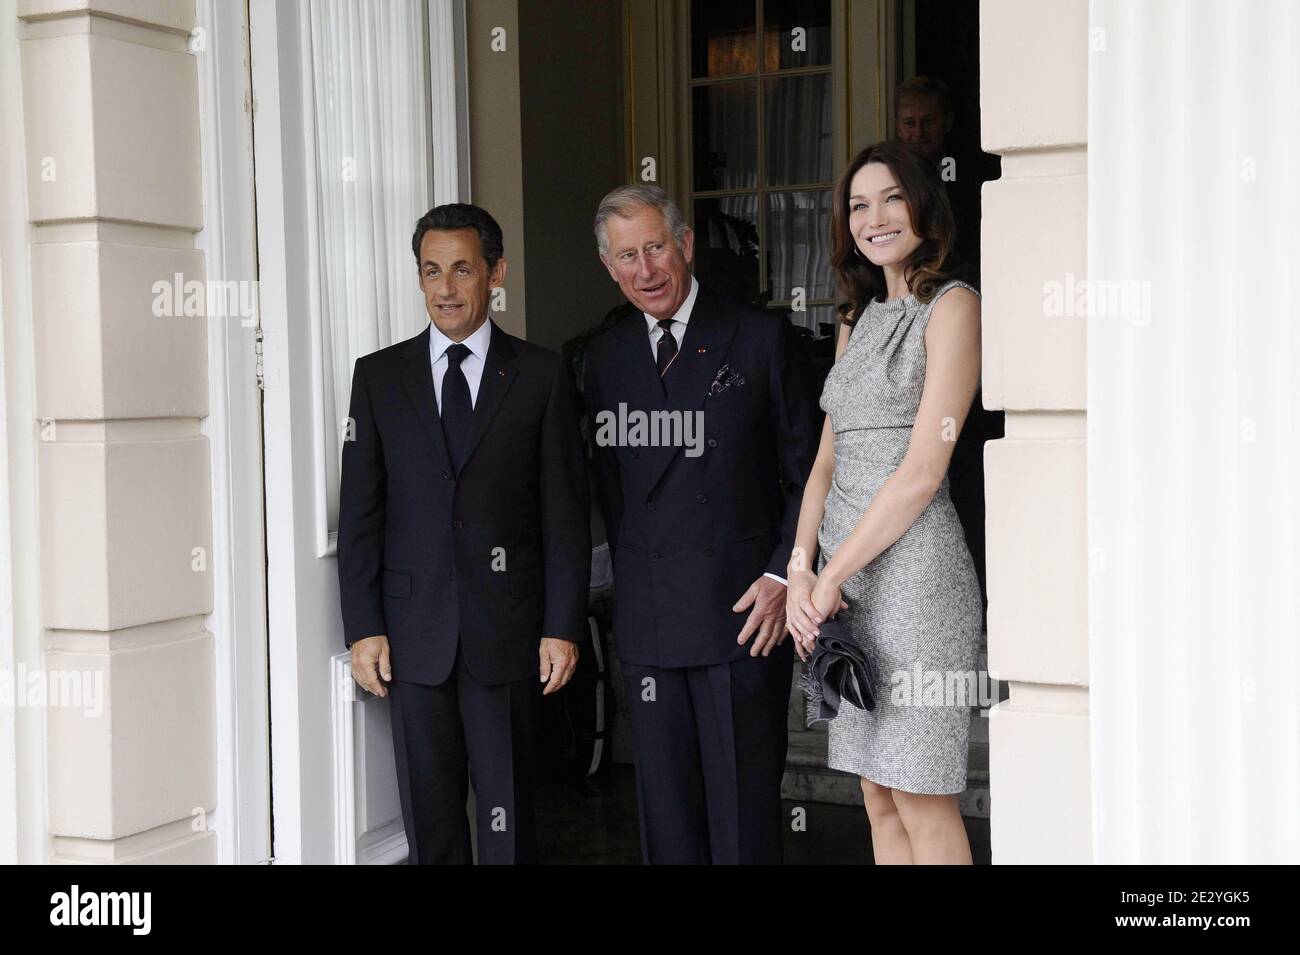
[703,546,713,557]
[631,449,640,458]
[448,571,456,579]
[650,552,661,561]
[706,438,717,448]
[453,520,464,528]
[442,470,452,480]
[646,501,656,511]
[697,494,707,504]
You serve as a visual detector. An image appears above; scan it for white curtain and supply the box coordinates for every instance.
[1089,0,1300,862]
[306,0,434,530]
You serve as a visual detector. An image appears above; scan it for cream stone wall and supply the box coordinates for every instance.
[15,0,216,863]
[980,0,1092,863]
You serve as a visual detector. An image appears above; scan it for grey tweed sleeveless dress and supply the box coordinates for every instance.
[817,279,983,795]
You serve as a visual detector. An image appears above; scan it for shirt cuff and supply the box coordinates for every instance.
[763,571,788,586]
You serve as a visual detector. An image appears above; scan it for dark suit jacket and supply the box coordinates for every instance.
[583,283,819,669]
[338,320,590,686]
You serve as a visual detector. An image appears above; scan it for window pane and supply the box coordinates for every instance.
[692,82,758,191]
[764,73,832,186]
[692,0,757,77]
[762,0,832,70]
[766,189,834,302]
[693,195,761,304]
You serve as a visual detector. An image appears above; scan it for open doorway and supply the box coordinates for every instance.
[905,0,1007,856]
[541,0,1002,864]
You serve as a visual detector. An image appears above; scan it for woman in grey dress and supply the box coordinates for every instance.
[785,141,983,865]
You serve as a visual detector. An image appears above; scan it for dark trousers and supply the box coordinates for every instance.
[621,643,793,864]
[388,648,539,864]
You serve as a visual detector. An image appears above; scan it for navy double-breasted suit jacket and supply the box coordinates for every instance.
[583,283,820,668]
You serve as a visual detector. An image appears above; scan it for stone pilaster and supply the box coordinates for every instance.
[17,0,215,863]
[980,0,1092,863]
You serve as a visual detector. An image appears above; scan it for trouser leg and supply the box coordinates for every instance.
[388,676,471,865]
[621,661,710,864]
[690,644,793,864]
[457,651,540,864]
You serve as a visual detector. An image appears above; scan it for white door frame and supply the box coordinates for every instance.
[250,0,321,864]
[196,0,273,865]
[250,0,466,864]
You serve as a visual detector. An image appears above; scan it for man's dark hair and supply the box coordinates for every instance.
[411,203,505,269]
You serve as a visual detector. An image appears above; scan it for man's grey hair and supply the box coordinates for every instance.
[593,184,690,257]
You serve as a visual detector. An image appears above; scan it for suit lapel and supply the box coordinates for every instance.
[607,312,674,497]
[460,321,517,471]
[614,310,666,410]
[626,284,738,495]
[663,284,738,414]
[400,325,453,474]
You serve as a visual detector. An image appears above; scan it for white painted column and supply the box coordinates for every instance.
[16,0,217,863]
[1088,0,1300,863]
[981,0,1092,863]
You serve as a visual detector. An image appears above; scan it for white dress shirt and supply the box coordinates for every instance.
[641,276,787,589]
[644,275,699,358]
[429,318,492,411]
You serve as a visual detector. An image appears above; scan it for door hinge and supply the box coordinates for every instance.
[254,326,265,391]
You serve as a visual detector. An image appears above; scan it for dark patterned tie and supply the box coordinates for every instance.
[655,318,678,377]
[441,343,472,473]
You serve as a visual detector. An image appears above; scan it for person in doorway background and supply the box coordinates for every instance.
[895,75,953,162]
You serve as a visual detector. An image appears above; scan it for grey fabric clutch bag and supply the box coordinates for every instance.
[800,617,877,726]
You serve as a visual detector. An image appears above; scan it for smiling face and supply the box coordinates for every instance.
[896,93,947,160]
[847,161,923,270]
[418,227,506,341]
[600,204,695,321]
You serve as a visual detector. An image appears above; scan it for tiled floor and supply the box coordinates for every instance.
[536,765,992,865]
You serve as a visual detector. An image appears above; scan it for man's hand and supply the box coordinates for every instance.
[733,575,788,658]
[539,638,579,695]
[350,634,392,698]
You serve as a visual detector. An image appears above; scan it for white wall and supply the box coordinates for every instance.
[0,0,48,866]
[1088,0,1300,863]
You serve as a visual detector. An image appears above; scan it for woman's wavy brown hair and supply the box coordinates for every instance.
[830,140,957,326]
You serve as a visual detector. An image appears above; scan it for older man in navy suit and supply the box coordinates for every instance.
[583,185,819,864]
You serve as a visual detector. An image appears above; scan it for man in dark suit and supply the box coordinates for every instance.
[338,203,590,864]
[583,185,819,864]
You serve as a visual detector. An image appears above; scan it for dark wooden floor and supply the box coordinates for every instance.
[536,765,991,865]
